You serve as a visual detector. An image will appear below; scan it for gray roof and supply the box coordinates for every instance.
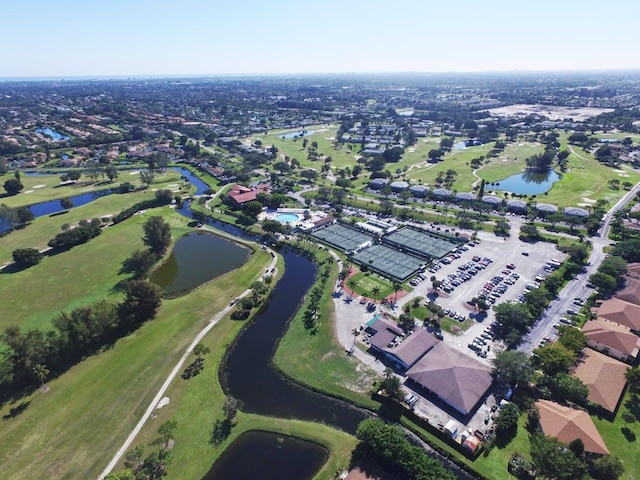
[390,181,409,191]
[535,203,559,213]
[432,188,452,198]
[407,343,493,415]
[410,185,429,196]
[482,195,502,205]
[456,192,476,201]
[369,178,389,189]
[507,199,527,210]
[564,206,589,217]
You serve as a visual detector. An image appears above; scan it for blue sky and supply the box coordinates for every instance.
[1,0,639,77]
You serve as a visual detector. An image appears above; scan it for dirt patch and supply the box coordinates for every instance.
[487,104,614,121]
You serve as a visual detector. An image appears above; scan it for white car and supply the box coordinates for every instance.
[404,394,418,406]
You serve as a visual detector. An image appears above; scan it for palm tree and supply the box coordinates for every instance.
[371,286,381,300]
[347,278,358,292]
[392,281,402,303]
[350,327,359,354]
[33,363,49,391]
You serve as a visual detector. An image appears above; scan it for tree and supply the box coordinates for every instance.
[625,366,640,394]
[157,420,177,449]
[67,170,81,182]
[546,373,589,403]
[589,272,617,293]
[531,344,576,376]
[530,434,588,480]
[492,350,533,386]
[273,161,290,174]
[105,164,119,182]
[124,444,146,471]
[557,326,586,355]
[32,363,49,390]
[123,249,157,278]
[12,248,43,268]
[380,374,403,402]
[60,197,73,211]
[494,301,535,347]
[139,169,155,186]
[14,207,34,226]
[0,203,16,230]
[142,216,172,254]
[392,281,402,303]
[598,255,627,278]
[119,280,162,325]
[371,286,381,300]
[193,343,210,361]
[495,402,520,435]
[592,455,625,480]
[3,178,23,196]
[223,396,239,421]
[621,410,635,428]
[261,219,287,234]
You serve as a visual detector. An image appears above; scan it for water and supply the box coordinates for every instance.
[150,231,249,297]
[275,213,299,224]
[28,189,114,217]
[35,127,70,141]
[487,170,561,195]
[279,129,317,139]
[202,431,328,480]
[452,141,467,150]
[222,249,369,433]
[173,166,210,195]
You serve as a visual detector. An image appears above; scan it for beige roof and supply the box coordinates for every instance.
[582,318,640,357]
[407,343,493,415]
[536,400,609,455]
[573,348,629,413]
[615,276,640,305]
[593,298,640,330]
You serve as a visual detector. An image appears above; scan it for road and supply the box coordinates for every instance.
[518,180,640,354]
[97,242,278,479]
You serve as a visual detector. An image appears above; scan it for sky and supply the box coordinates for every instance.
[1,0,639,78]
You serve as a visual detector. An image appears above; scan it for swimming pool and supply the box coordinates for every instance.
[275,213,299,224]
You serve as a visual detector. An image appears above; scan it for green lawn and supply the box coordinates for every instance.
[0,213,273,480]
[0,169,185,209]
[349,271,395,300]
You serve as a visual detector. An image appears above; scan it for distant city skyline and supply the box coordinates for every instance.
[2,0,639,78]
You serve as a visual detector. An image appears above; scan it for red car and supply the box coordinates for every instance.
[506,263,516,269]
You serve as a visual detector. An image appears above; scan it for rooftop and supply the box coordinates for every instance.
[582,318,640,357]
[572,348,629,413]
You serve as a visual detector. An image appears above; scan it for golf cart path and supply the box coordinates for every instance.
[98,245,278,479]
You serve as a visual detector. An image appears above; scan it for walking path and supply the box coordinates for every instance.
[98,244,277,479]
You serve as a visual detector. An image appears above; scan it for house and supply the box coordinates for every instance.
[593,298,640,331]
[481,195,502,206]
[625,262,640,280]
[406,343,493,416]
[431,188,452,199]
[369,178,389,190]
[563,206,590,219]
[536,400,609,455]
[390,181,409,193]
[382,329,437,371]
[582,318,640,363]
[572,348,629,413]
[615,275,640,305]
[226,183,271,208]
[534,203,559,215]
[455,192,476,202]
[507,199,528,213]
[410,184,429,198]
[367,316,404,355]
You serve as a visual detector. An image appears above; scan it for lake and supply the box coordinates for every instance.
[149,231,249,297]
[279,129,317,139]
[35,127,71,141]
[487,170,561,195]
[202,431,328,480]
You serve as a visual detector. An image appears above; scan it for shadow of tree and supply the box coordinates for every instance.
[209,419,232,446]
[621,426,636,442]
[2,401,30,420]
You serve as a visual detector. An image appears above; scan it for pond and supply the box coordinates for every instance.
[35,127,70,141]
[279,129,317,139]
[202,431,328,480]
[149,231,249,297]
[486,170,561,195]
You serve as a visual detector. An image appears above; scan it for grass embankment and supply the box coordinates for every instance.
[348,271,395,300]
[0,212,273,480]
[274,245,378,408]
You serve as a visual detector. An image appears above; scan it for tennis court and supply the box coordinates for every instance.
[383,227,457,260]
[310,223,375,253]
[352,244,424,281]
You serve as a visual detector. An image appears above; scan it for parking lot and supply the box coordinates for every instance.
[396,229,566,362]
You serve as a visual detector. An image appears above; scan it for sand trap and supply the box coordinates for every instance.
[501,159,508,162]
[619,173,630,177]
[23,190,34,193]
[167,184,178,187]
[33,184,46,189]
[581,197,596,203]
[129,170,140,175]
[171,189,180,192]
[407,147,416,153]
[156,397,170,409]
[577,203,593,207]
[324,137,335,141]
[518,143,524,146]
[151,188,158,191]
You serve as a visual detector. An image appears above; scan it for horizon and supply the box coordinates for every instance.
[2,0,639,78]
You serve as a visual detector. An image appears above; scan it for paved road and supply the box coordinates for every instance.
[519,180,640,354]
[98,242,277,479]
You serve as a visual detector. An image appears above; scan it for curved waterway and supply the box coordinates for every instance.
[221,248,369,432]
